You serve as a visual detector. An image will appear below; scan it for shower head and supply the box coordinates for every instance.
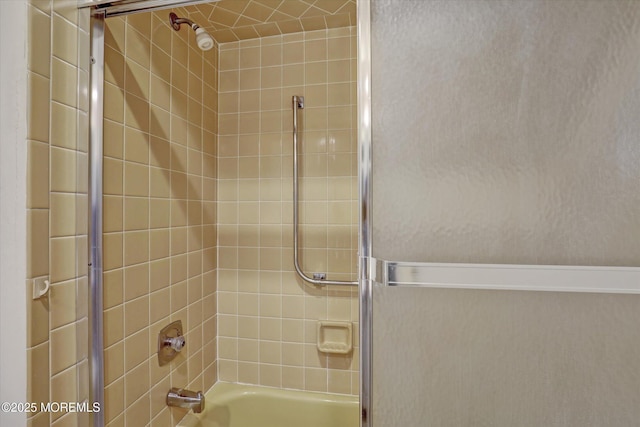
[169,12,214,51]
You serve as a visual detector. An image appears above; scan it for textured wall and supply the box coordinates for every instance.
[370,1,640,425]
[216,27,359,395]
[373,287,640,426]
[372,0,640,266]
[102,8,218,426]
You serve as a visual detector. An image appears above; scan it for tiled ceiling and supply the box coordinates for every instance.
[180,0,356,43]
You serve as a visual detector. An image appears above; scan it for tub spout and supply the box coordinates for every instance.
[167,387,205,413]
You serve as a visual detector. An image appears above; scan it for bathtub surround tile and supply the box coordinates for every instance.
[27,341,50,405]
[100,11,218,426]
[48,279,77,329]
[28,5,51,77]
[104,305,124,348]
[49,236,78,283]
[27,140,50,209]
[104,341,124,386]
[282,366,304,390]
[27,209,49,279]
[51,57,78,108]
[50,365,78,421]
[149,375,172,419]
[28,72,51,142]
[52,13,78,66]
[104,378,125,424]
[216,27,358,396]
[27,412,49,427]
[26,7,90,423]
[50,147,77,193]
[260,364,282,388]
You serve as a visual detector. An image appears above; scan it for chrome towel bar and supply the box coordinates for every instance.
[292,95,358,287]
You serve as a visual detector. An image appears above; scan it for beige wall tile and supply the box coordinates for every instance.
[52,13,78,65]
[104,341,124,386]
[27,209,49,279]
[27,341,50,404]
[104,195,123,233]
[148,167,170,199]
[149,229,170,262]
[26,289,50,351]
[104,378,124,424]
[51,57,77,107]
[28,73,50,142]
[26,8,92,415]
[124,263,149,301]
[50,365,78,421]
[50,193,76,237]
[123,230,149,266]
[123,162,149,197]
[104,82,125,123]
[124,127,150,165]
[124,297,150,336]
[127,12,151,40]
[124,93,150,132]
[126,25,151,69]
[149,198,170,229]
[149,375,171,420]
[104,305,124,348]
[50,322,77,375]
[149,258,170,293]
[50,237,77,283]
[215,29,358,396]
[49,279,77,329]
[103,232,123,271]
[28,5,51,77]
[149,287,171,324]
[27,141,50,209]
[123,197,149,231]
[105,45,125,86]
[124,328,149,372]
[50,147,77,192]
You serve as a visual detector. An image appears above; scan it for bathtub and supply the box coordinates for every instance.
[177,382,359,427]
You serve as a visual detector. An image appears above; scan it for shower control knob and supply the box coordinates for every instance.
[158,320,185,366]
[165,336,185,352]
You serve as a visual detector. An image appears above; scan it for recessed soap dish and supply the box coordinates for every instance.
[317,321,353,354]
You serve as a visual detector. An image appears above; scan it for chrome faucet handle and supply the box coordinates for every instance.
[164,335,185,352]
[158,320,185,366]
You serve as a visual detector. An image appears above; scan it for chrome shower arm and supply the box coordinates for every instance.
[169,12,198,30]
[292,95,358,287]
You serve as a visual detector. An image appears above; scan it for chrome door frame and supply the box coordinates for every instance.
[357,1,372,426]
[357,1,640,426]
[88,12,105,427]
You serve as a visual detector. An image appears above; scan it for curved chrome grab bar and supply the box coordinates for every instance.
[292,95,358,287]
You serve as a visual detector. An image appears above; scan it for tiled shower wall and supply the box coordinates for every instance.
[26,1,91,426]
[216,27,359,395]
[102,9,218,426]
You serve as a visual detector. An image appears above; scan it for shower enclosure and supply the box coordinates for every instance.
[88,0,357,425]
[84,0,640,426]
[359,0,640,426]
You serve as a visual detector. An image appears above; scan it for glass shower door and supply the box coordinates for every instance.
[365,0,640,425]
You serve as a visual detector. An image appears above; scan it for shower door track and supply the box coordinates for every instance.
[81,0,212,17]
